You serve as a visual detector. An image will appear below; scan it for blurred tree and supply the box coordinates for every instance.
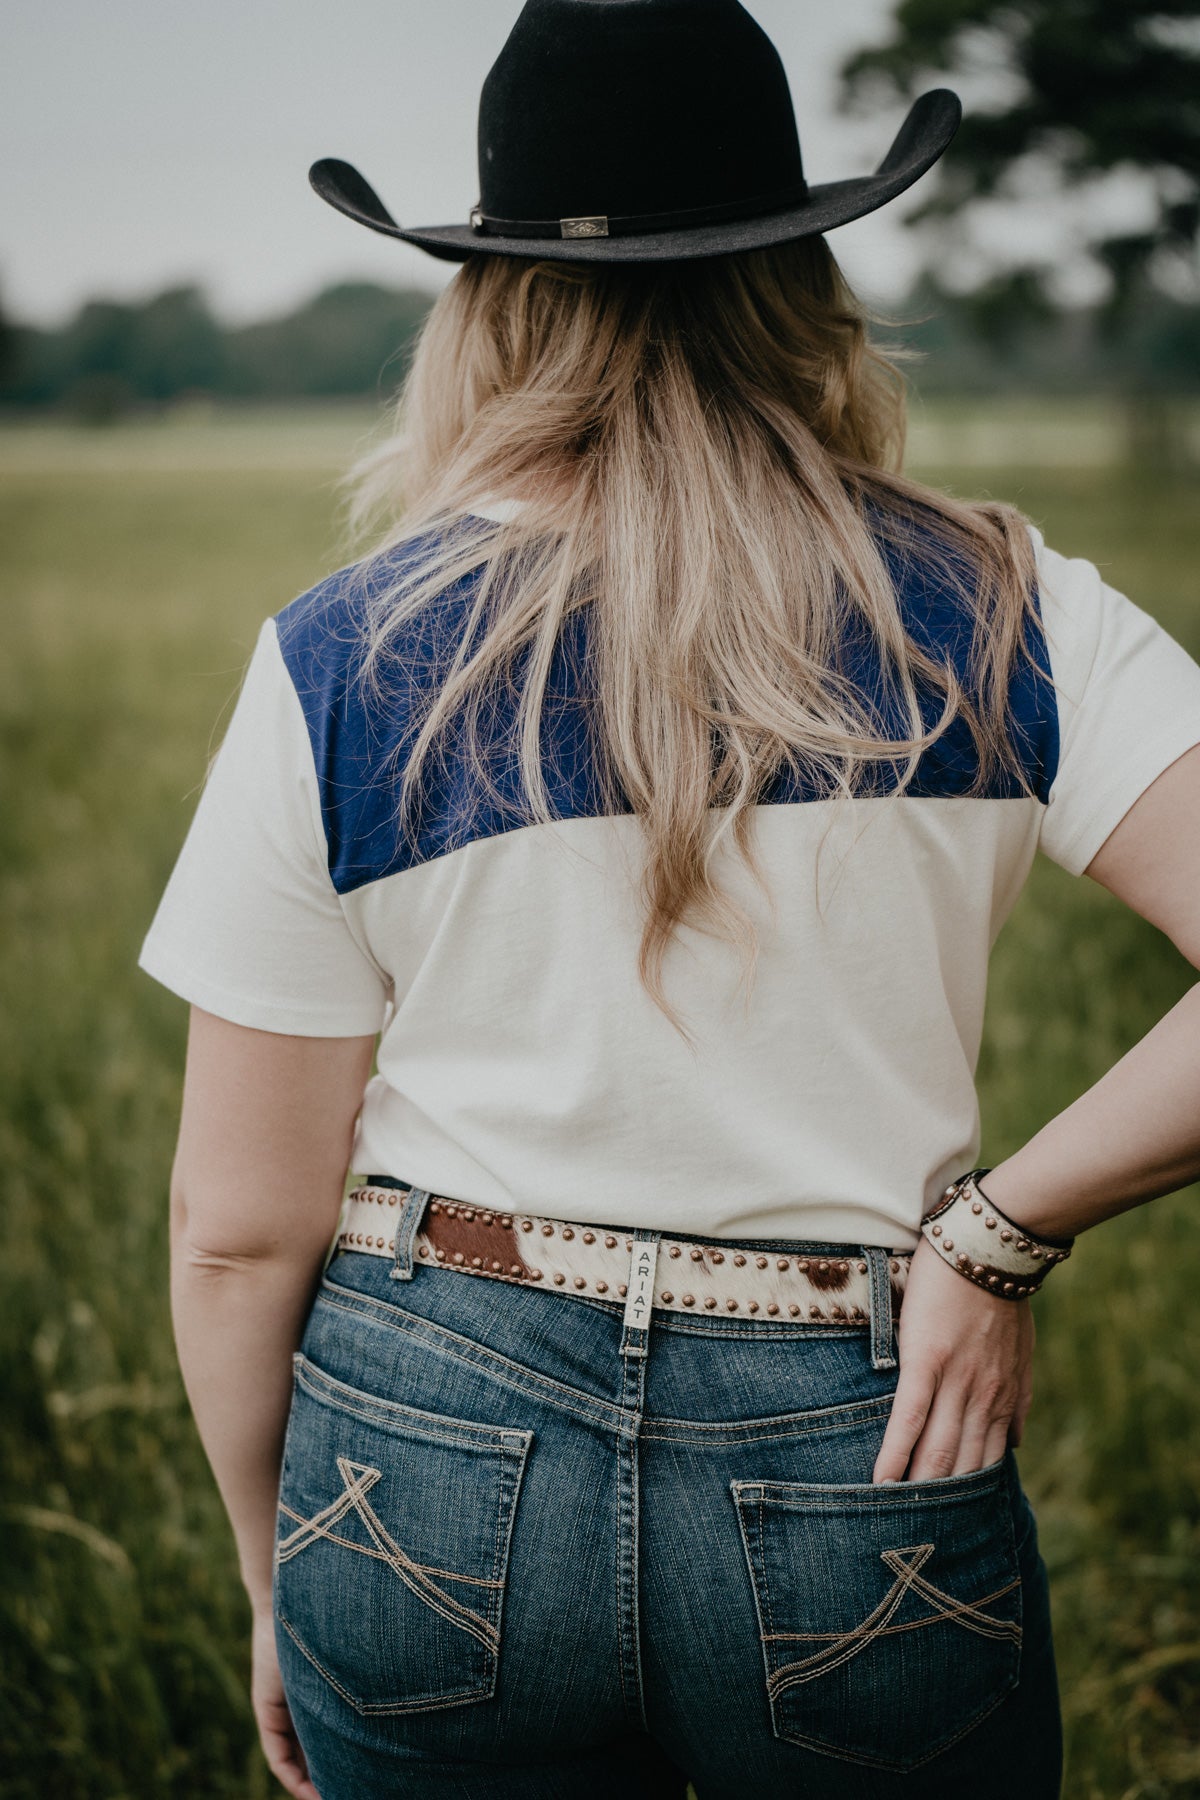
[843,1,1200,459]
[225,283,430,399]
[0,281,433,415]
[841,0,1200,315]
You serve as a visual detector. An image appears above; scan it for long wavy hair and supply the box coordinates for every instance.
[348,241,1037,1023]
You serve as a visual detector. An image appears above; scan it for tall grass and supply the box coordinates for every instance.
[1,420,1197,1796]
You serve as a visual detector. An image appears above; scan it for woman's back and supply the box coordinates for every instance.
[141,500,1200,1243]
[143,7,1200,1793]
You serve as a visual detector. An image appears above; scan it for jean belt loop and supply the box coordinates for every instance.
[619,1230,661,1360]
[864,1246,897,1371]
[389,1187,431,1282]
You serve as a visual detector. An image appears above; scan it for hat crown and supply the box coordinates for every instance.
[477,0,804,225]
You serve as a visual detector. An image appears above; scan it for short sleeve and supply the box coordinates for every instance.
[138,618,389,1035]
[1034,532,1200,876]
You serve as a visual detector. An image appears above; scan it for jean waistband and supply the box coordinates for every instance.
[334,1181,910,1372]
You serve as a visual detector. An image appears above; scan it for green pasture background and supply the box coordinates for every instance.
[1,402,1198,1797]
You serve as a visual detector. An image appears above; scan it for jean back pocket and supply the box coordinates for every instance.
[731,1455,1023,1771]
[275,1353,532,1716]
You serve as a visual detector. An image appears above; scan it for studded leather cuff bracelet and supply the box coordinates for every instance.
[920,1169,1074,1300]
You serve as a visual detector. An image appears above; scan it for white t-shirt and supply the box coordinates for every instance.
[139,518,1200,1247]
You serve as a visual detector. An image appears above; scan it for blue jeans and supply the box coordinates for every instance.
[275,1192,1062,1798]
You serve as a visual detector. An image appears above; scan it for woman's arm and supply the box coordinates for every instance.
[874,741,1200,1484]
[982,741,1200,1235]
[169,1007,376,1799]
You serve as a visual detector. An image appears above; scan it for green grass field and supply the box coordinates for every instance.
[2,404,1198,1797]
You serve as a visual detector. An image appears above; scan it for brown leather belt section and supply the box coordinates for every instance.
[337,1186,911,1324]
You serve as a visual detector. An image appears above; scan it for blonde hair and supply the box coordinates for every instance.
[348,241,1038,1022]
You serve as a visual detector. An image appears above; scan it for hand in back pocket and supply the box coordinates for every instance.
[731,1455,1023,1772]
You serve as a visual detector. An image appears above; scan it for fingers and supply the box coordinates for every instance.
[872,1364,937,1483]
[256,1695,320,1800]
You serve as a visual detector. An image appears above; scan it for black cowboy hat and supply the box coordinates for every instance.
[310,0,960,264]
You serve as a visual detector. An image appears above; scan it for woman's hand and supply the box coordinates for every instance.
[872,1235,1035,1483]
[251,1604,321,1800]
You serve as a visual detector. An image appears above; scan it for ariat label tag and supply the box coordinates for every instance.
[623,1238,659,1334]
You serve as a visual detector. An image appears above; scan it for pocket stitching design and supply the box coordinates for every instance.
[277,1499,503,1588]
[733,1477,1024,1771]
[279,1454,502,1654]
[275,1359,532,1716]
[764,1543,1022,1700]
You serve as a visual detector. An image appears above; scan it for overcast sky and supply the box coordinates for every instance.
[3,0,957,326]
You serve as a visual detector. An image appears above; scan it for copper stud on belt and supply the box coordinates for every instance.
[618,1283,628,1297]
[985,1216,996,1228]
[726,1298,737,1311]
[471,1256,482,1268]
[890,1259,900,1273]
[573,1276,586,1290]
[582,1230,595,1244]
[831,1305,845,1320]
[501,1215,512,1227]
[482,1210,494,1225]
[748,1299,759,1314]
[931,1224,942,1236]
[858,1260,868,1273]
[838,1261,849,1274]
[659,1289,672,1302]
[943,1238,954,1251]
[797,1259,809,1273]
[531,1268,543,1280]
[521,1219,534,1232]
[562,1227,575,1240]
[1000,1229,1013,1242]
[492,1259,503,1272]
[818,1260,829,1274]
[789,1304,802,1317]
[973,1263,985,1277]
[690,1248,703,1261]
[509,1263,521,1275]
[463,1209,476,1222]
[704,1296,717,1310]
[445,1205,457,1218]
[987,1274,999,1287]
[453,1252,465,1265]
[419,1244,429,1256]
[757,1256,769,1270]
[596,1280,608,1294]
[669,1245,681,1258]
[804,1305,817,1318]
[682,1294,695,1307]
[435,1249,446,1263]
[777,1257,789,1271]
[733,1253,746,1267]
[972,1200,983,1214]
[389,1194,399,1206]
[542,1224,554,1236]
[429,1200,441,1214]
[553,1273,565,1286]
[605,1235,618,1249]
[766,1303,779,1316]
[712,1251,725,1265]
[1003,1280,1014,1294]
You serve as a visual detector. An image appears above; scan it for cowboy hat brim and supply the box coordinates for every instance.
[309,89,961,264]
